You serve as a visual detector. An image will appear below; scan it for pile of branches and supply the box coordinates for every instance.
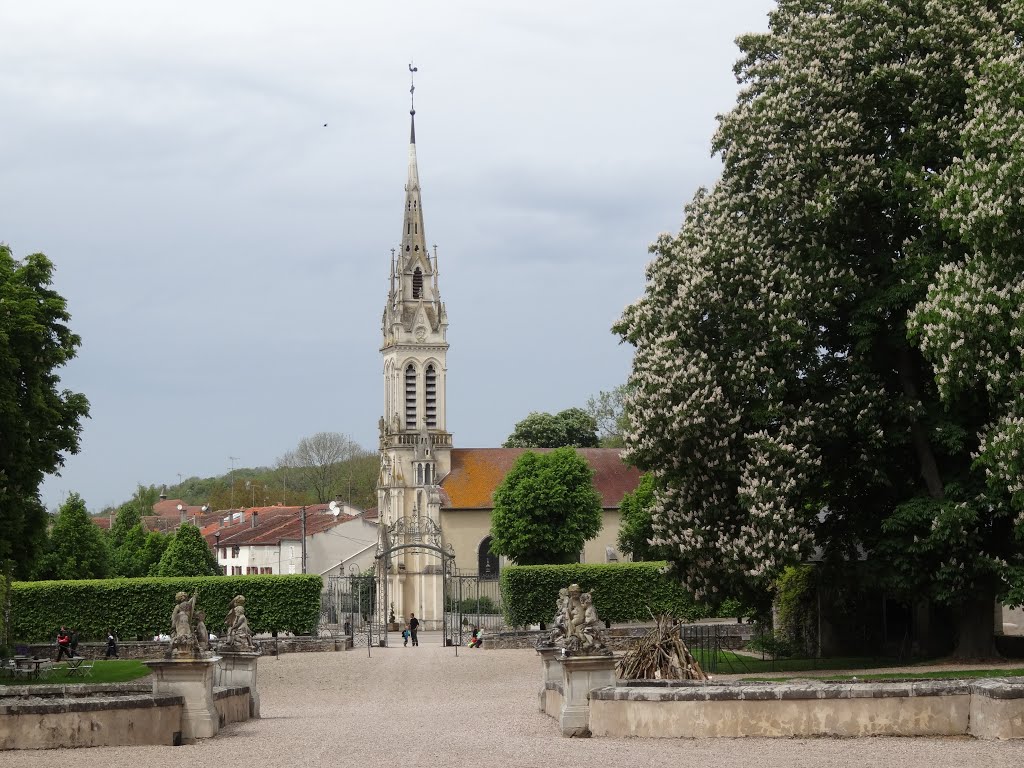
[616,614,708,681]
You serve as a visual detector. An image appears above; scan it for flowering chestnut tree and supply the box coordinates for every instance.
[615,0,1022,656]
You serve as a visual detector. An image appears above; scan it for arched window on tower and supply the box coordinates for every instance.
[405,364,417,430]
[478,536,499,580]
[413,268,423,299]
[425,364,437,428]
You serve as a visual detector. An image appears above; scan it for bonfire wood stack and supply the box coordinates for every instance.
[616,614,709,681]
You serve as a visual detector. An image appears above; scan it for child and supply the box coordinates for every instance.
[469,626,483,649]
[402,626,411,647]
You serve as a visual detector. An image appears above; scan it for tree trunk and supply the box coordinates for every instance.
[951,592,999,660]
[896,344,944,499]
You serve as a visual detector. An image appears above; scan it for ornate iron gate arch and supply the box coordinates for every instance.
[374,515,457,647]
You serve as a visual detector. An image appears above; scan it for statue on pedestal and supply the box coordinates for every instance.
[221,595,258,652]
[540,583,610,656]
[168,591,208,658]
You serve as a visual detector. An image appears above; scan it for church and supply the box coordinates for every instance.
[374,80,641,629]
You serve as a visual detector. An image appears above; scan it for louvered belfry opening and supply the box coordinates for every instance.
[405,364,417,429]
[412,268,423,299]
[425,364,437,428]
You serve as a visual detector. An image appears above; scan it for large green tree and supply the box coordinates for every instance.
[614,0,1022,657]
[156,523,220,577]
[489,448,603,565]
[33,493,110,580]
[0,245,90,577]
[616,474,667,562]
[503,408,599,448]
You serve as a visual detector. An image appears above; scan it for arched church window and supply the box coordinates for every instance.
[478,536,499,579]
[405,364,417,430]
[413,268,423,299]
[417,463,423,485]
[425,364,437,428]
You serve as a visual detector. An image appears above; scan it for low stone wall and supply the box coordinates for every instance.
[214,685,251,726]
[0,690,184,749]
[0,681,253,750]
[491,623,753,651]
[21,636,347,660]
[586,678,1024,739]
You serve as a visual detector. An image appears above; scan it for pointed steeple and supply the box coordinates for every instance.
[400,64,427,273]
[382,64,447,346]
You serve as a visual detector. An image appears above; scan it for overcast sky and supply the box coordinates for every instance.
[1,1,775,512]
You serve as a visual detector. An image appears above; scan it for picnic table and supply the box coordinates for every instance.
[65,657,94,677]
[11,657,52,679]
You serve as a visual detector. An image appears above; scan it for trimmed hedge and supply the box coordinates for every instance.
[10,574,322,643]
[499,562,708,626]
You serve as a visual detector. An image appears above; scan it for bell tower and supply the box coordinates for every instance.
[377,67,452,629]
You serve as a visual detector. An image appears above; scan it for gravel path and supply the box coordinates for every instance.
[5,637,1024,766]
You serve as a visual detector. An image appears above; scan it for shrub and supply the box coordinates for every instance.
[9,574,322,642]
[499,562,709,626]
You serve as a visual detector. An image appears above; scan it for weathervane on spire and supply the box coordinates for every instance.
[409,62,418,116]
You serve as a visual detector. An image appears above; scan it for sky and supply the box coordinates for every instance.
[0,0,776,512]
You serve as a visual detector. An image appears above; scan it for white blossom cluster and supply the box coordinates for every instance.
[616,0,1023,602]
[908,7,1024,514]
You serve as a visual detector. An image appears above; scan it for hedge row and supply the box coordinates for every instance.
[10,574,322,643]
[499,562,709,626]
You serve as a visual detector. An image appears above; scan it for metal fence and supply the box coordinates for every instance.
[321,574,384,647]
[445,572,507,646]
[673,622,908,676]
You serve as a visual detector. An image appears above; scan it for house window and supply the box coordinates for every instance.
[405,364,417,429]
[220,566,227,575]
[412,268,423,299]
[232,566,242,575]
[232,546,240,559]
[425,364,437,428]
[478,536,499,579]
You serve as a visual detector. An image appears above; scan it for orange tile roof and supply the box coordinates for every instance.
[440,448,641,510]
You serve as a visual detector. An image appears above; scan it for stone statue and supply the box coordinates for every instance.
[195,610,210,652]
[169,591,198,657]
[548,583,610,656]
[222,595,257,652]
[537,587,570,648]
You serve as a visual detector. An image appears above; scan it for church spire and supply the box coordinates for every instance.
[399,63,428,274]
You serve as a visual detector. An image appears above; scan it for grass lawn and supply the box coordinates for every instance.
[691,649,911,675]
[0,659,151,686]
[740,668,1024,682]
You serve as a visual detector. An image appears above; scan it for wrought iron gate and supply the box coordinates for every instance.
[321,571,384,648]
[444,571,506,647]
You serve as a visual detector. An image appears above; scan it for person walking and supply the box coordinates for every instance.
[409,613,420,646]
[105,629,119,658]
[55,626,72,661]
[69,628,80,657]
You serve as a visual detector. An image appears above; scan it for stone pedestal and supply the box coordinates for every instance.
[536,646,561,713]
[144,657,221,742]
[557,654,617,737]
[216,650,261,718]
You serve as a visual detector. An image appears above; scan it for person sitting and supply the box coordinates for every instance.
[468,626,483,648]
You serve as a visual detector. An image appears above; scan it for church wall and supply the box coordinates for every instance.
[441,509,493,573]
[441,508,626,573]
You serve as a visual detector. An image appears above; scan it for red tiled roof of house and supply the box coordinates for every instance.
[90,516,112,529]
[440,448,641,510]
[205,508,357,547]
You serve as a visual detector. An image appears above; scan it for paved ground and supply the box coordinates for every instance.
[6,634,1024,766]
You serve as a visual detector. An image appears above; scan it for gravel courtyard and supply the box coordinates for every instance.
[5,637,1024,767]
